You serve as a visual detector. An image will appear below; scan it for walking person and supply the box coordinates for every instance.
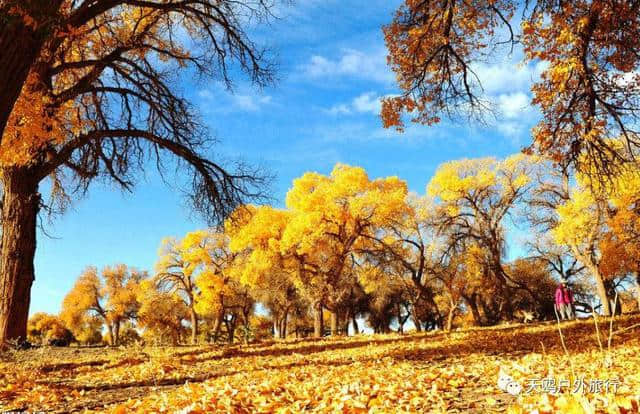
[554,281,575,321]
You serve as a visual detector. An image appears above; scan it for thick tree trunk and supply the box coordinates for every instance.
[313,302,323,338]
[0,167,40,346]
[0,1,65,140]
[189,307,198,344]
[0,19,38,139]
[351,314,359,335]
[465,295,483,326]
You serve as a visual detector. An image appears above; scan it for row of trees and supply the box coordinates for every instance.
[43,157,640,346]
[3,0,640,347]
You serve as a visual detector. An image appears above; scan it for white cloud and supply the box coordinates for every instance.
[198,87,272,113]
[474,60,547,95]
[326,103,352,116]
[353,92,382,114]
[234,95,272,112]
[326,92,393,116]
[492,92,537,143]
[497,92,531,119]
[299,48,393,84]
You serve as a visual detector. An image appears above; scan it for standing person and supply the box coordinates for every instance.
[555,282,575,321]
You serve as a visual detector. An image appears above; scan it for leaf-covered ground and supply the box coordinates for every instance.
[2,315,640,413]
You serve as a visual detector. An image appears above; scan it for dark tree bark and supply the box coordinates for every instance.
[211,310,224,343]
[0,167,39,346]
[351,314,359,335]
[0,1,64,140]
[411,307,422,332]
[463,294,483,326]
[313,302,323,338]
[280,310,288,339]
[635,272,640,312]
[330,310,339,336]
[342,311,350,336]
[113,320,121,346]
[224,315,237,343]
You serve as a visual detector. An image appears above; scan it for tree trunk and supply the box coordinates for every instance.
[411,307,422,332]
[0,167,40,346]
[0,1,67,140]
[330,310,339,336]
[446,307,455,332]
[227,323,236,343]
[465,295,483,326]
[396,304,404,334]
[592,268,612,316]
[189,307,198,344]
[0,17,38,139]
[113,320,120,346]
[281,310,288,339]
[635,273,640,312]
[211,310,223,342]
[342,315,350,336]
[351,314,359,335]
[107,324,115,346]
[313,302,323,338]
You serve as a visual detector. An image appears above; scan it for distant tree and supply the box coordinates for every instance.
[360,195,446,331]
[552,185,613,315]
[226,205,302,339]
[280,164,410,337]
[0,0,276,346]
[60,264,145,345]
[507,258,558,321]
[594,163,640,313]
[383,0,640,179]
[26,312,73,345]
[72,316,103,346]
[136,279,188,345]
[249,314,274,342]
[155,231,212,344]
[229,166,410,338]
[427,155,538,320]
[116,321,141,346]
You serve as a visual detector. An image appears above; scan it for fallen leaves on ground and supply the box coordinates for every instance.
[1,315,639,413]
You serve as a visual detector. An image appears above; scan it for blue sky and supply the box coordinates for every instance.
[31,0,542,315]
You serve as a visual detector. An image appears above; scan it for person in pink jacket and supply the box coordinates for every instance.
[555,281,574,321]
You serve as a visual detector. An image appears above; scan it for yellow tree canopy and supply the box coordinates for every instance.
[60,264,145,339]
[26,313,71,344]
[226,206,293,288]
[281,164,410,305]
